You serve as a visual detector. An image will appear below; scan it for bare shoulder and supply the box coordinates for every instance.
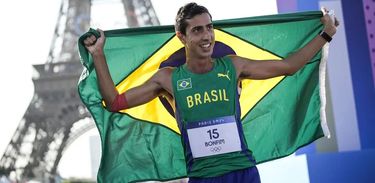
[154,67,174,80]
[227,55,250,78]
[151,67,175,94]
[228,55,251,65]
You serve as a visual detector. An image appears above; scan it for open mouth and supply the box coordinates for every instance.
[200,43,211,49]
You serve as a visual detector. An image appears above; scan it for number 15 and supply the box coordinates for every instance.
[207,128,219,139]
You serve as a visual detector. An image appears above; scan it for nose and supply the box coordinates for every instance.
[202,28,212,40]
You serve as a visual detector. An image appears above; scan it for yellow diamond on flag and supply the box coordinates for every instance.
[112,29,284,134]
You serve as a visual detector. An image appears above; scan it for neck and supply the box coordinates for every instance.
[186,56,213,74]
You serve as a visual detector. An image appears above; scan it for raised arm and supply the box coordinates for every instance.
[119,68,173,109]
[232,9,339,80]
[83,29,172,111]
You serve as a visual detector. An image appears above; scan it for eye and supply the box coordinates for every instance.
[192,27,202,33]
[207,24,213,30]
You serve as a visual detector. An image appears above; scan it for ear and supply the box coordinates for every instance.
[176,31,186,45]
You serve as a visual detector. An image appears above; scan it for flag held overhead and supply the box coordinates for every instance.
[78,11,329,183]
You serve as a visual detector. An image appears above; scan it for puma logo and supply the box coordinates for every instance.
[217,71,230,81]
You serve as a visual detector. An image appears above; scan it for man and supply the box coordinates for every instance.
[83,2,338,182]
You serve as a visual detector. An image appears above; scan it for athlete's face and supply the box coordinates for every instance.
[177,13,215,59]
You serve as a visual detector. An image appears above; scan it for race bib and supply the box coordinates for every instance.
[186,115,242,158]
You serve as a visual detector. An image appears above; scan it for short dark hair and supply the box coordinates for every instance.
[175,2,212,35]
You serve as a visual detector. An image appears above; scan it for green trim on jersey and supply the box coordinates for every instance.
[172,56,255,178]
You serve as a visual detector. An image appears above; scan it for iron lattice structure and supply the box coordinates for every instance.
[0,0,159,182]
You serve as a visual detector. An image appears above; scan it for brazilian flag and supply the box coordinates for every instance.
[78,11,330,182]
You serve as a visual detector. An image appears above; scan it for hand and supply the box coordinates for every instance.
[320,7,339,37]
[83,29,106,55]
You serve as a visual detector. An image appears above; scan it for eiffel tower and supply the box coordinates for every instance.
[0,0,159,182]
